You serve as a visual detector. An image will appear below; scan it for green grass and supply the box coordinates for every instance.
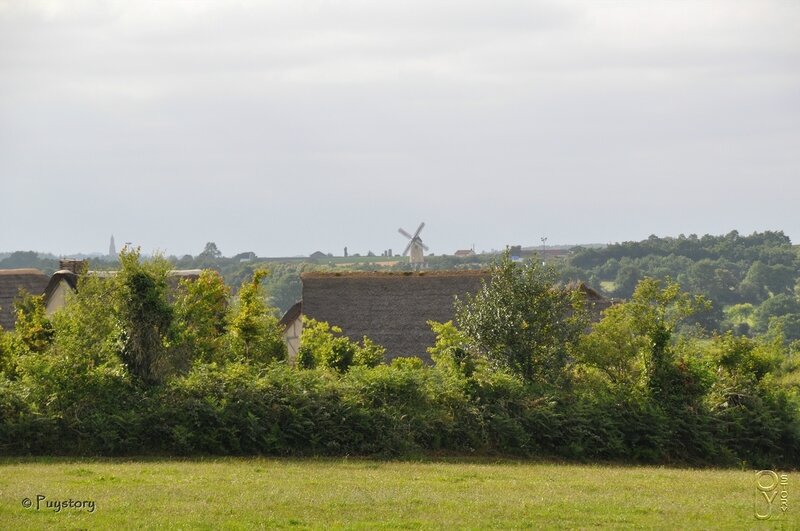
[599,281,617,294]
[0,458,793,529]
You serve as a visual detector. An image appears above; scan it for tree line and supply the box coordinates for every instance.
[562,230,800,338]
[5,231,795,334]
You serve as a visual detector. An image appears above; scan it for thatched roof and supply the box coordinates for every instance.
[279,301,302,329]
[43,270,79,305]
[299,272,618,363]
[566,281,618,317]
[300,271,489,362]
[0,269,49,330]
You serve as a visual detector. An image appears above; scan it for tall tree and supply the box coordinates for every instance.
[10,291,53,356]
[117,248,174,384]
[578,278,710,402]
[173,270,229,363]
[455,254,585,385]
[227,269,286,364]
[199,242,222,259]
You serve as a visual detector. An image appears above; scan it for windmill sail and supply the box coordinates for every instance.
[398,222,427,266]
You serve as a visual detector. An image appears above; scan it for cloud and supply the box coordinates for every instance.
[0,1,798,255]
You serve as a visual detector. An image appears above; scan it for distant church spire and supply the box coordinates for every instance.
[109,235,116,257]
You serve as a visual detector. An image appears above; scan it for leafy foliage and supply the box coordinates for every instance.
[173,270,229,364]
[566,230,800,335]
[1,246,799,467]
[298,318,385,372]
[226,269,286,365]
[9,291,53,357]
[0,327,10,376]
[116,248,175,384]
[427,320,477,377]
[455,254,585,386]
[576,278,712,414]
[48,271,122,369]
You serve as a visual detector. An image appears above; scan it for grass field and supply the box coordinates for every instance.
[0,458,792,529]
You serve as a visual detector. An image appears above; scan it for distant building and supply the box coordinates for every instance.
[540,248,572,259]
[508,245,572,261]
[309,251,327,259]
[233,251,256,262]
[453,249,475,257]
[566,281,618,320]
[0,269,49,330]
[162,270,203,300]
[109,235,116,258]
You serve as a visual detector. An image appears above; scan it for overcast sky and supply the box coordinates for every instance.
[1,0,798,258]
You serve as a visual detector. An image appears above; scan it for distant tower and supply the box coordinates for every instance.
[109,235,116,257]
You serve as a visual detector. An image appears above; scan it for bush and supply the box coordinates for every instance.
[298,319,385,372]
[455,254,585,386]
[226,270,287,365]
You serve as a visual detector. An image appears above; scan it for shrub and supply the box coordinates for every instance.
[455,254,585,386]
[173,270,230,364]
[298,319,385,372]
[117,248,175,384]
[226,270,287,365]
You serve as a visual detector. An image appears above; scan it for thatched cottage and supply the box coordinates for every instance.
[280,271,617,364]
[283,271,490,363]
[0,269,50,330]
[43,270,80,316]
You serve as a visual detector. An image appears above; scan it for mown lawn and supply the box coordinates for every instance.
[0,457,792,529]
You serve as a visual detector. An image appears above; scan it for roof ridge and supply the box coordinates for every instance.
[301,270,489,279]
[0,268,47,276]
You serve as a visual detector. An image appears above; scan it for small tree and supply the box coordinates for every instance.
[10,291,54,356]
[227,269,287,364]
[297,318,385,371]
[0,326,9,376]
[454,253,585,386]
[427,320,476,377]
[622,278,709,401]
[576,303,650,392]
[45,268,125,374]
[577,278,710,400]
[354,337,386,368]
[173,270,229,364]
[117,248,174,384]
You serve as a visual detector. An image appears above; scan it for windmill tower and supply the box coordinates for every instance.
[398,222,429,268]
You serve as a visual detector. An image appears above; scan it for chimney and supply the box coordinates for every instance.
[59,259,88,274]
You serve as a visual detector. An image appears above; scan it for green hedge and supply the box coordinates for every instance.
[1,361,799,468]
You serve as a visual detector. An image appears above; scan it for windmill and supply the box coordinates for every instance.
[399,222,429,267]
